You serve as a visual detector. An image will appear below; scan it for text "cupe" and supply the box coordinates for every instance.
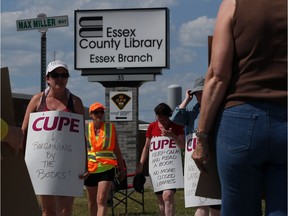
[32,116,80,133]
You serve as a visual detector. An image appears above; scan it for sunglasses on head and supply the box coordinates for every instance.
[49,72,70,79]
[92,110,105,115]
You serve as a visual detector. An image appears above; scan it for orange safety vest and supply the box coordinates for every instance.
[86,122,118,172]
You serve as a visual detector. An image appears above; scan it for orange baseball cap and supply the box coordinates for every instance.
[89,102,106,113]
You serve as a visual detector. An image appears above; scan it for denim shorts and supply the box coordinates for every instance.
[215,102,287,216]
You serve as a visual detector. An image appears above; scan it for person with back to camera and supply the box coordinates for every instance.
[84,102,125,216]
[21,60,89,216]
[192,0,287,215]
[136,103,185,216]
[171,76,221,216]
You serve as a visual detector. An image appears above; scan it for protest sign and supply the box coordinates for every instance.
[184,133,221,207]
[25,111,86,196]
[149,136,184,192]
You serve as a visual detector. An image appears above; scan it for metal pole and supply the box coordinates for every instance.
[38,13,47,92]
[41,32,46,92]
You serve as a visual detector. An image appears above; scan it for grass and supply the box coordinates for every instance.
[73,188,196,216]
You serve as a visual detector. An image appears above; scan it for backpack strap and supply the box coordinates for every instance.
[67,93,75,113]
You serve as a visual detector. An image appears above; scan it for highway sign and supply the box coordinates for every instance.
[16,15,69,31]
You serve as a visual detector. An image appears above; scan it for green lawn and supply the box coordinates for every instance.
[73,188,196,216]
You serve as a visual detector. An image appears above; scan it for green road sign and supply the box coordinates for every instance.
[16,15,69,31]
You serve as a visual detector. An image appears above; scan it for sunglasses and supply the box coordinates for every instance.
[92,110,105,115]
[49,73,70,79]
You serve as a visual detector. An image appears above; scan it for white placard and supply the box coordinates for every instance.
[184,133,221,207]
[149,136,184,192]
[25,111,86,196]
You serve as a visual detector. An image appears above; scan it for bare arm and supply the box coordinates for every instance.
[198,0,234,133]
[113,130,125,180]
[171,90,192,125]
[192,0,235,166]
[179,90,193,109]
[21,93,42,153]
[136,137,151,174]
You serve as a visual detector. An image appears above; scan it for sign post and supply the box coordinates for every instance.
[38,13,47,92]
[16,14,69,91]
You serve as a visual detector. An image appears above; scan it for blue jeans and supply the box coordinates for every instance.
[215,102,287,216]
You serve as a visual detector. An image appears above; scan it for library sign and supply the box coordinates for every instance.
[74,8,169,70]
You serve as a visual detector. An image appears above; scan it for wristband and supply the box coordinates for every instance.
[195,129,208,139]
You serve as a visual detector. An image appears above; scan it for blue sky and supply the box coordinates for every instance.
[1,0,221,123]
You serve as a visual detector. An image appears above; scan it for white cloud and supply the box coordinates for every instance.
[171,47,197,64]
[179,16,215,47]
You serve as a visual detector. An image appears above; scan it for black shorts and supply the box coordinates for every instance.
[210,204,221,210]
[84,168,115,187]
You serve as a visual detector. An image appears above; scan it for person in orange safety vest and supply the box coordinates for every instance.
[84,102,125,216]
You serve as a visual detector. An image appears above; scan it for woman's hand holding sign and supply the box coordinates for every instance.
[191,136,210,174]
[79,171,90,179]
